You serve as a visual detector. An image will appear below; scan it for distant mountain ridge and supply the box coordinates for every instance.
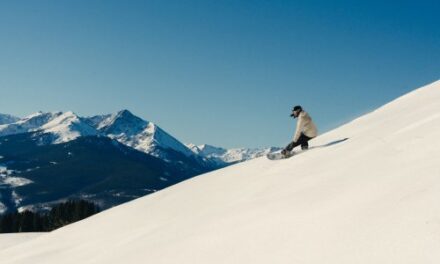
[186,143,280,165]
[0,110,275,165]
[0,110,276,214]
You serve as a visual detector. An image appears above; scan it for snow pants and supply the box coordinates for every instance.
[285,133,312,151]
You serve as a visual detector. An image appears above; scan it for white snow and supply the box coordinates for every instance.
[1,177,33,187]
[0,165,33,187]
[0,111,62,137]
[40,111,98,143]
[0,80,439,264]
[0,111,98,144]
[0,233,45,250]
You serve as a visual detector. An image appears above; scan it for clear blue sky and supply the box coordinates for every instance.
[1,0,439,148]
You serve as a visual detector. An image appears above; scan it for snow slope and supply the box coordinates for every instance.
[0,80,439,263]
[0,233,44,251]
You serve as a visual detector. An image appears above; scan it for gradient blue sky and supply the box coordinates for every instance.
[1,0,439,148]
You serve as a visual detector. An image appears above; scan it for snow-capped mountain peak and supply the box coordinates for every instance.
[86,110,195,158]
[197,144,227,155]
[0,111,98,144]
[98,109,148,135]
[39,111,98,143]
[0,111,63,137]
[144,123,195,157]
[19,111,61,125]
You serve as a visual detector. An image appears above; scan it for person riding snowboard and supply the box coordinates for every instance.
[281,105,318,157]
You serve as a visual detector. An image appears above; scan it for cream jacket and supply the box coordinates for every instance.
[293,111,318,142]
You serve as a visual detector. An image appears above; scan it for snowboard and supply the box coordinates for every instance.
[266,151,295,160]
[266,148,310,160]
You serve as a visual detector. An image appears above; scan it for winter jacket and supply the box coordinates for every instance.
[293,111,318,142]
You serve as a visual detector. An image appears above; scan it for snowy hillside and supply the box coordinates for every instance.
[0,80,439,264]
[0,233,43,250]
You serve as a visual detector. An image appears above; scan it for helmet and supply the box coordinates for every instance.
[292,105,302,112]
[290,105,302,118]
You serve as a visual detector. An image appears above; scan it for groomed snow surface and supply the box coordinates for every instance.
[0,80,439,263]
[0,233,44,251]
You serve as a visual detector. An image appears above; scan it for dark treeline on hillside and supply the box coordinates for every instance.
[0,200,100,233]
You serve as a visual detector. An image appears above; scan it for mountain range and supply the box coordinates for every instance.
[0,110,276,214]
[0,110,275,164]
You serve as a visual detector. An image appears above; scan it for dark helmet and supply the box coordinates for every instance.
[290,105,303,117]
[292,105,302,112]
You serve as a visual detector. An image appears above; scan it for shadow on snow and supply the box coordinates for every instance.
[311,137,349,149]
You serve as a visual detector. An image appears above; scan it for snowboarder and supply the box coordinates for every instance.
[281,105,318,157]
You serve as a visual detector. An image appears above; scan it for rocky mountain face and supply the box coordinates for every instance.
[0,114,20,125]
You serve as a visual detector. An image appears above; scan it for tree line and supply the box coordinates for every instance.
[0,199,100,233]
